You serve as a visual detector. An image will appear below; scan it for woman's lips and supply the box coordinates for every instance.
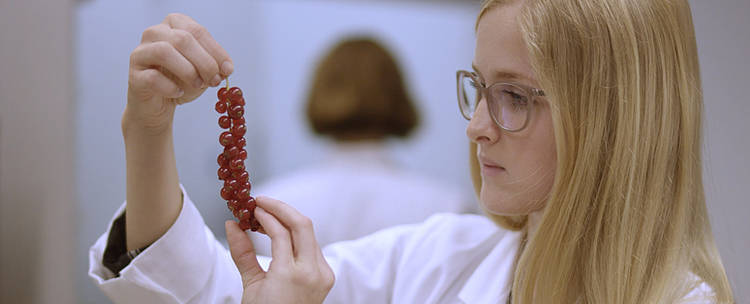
[481,164,506,176]
[479,156,505,176]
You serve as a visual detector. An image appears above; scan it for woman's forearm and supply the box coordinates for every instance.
[123,113,182,251]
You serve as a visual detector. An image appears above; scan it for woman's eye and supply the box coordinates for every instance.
[503,90,527,104]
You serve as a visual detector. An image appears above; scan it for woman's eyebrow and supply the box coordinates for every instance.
[471,63,534,84]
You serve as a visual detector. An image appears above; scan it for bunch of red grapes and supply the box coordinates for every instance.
[216,84,260,231]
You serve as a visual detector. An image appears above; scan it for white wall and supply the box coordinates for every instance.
[74,0,749,303]
[0,0,75,303]
[75,1,477,302]
[690,0,750,301]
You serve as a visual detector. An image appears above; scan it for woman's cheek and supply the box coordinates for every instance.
[479,163,554,215]
[479,179,529,215]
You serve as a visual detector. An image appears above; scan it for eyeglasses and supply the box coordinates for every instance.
[456,70,545,132]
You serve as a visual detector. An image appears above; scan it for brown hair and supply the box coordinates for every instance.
[305,37,418,141]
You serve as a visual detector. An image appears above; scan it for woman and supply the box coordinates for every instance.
[89,0,734,303]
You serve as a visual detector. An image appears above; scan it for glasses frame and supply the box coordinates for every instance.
[456,70,545,132]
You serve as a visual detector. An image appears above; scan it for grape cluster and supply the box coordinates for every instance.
[216,84,260,231]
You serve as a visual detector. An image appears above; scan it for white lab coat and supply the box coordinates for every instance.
[249,142,478,257]
[89,187,715,303]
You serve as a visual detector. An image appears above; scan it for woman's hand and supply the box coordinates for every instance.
[124,13,233,135]
[123,13,232,251]
[225,197,335,304]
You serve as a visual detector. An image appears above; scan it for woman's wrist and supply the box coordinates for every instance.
[121,98,176,139]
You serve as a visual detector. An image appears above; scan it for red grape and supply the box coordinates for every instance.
[220,186,234,200]
[219,131,235,146]
[240,181,251,192]
[236,188,250,200]
[217,154,229,167]
[228,105,244,119]
[215,100,227,114]
[218,167,231,180]
[229,87,243,98]
[244,197,256,210]
[231,170,244,180]
[227,199,239,212]
[230,158,245,171]
[249,218,261,231]
[237,208,251,221]
[218,116,231,129]
[231,124,247,137]
[224,146,240,159]
[232,97,246,106]
[232,117,245,126]
[236,171,249,183]
[216,84,258,231]
[239,219,252,231]
[217,87,228,100]
[226,179,238,190]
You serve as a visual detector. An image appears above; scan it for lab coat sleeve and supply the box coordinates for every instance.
[88,185,243,304]
[680,281,717,304]
[321,222,419,304]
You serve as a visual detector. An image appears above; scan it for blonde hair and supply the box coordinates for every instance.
[471,0,734,302]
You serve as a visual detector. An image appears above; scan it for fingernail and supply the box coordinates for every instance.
[175,89,184,97]
[211,74,221,86]
[193,78,203,89]
[221,61,234,75]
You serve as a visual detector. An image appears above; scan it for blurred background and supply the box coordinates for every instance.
[1,0,748,303]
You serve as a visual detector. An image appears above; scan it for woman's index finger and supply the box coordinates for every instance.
[255,196,320,261]
[162,13,234,76]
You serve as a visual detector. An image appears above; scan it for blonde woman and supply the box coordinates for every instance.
[89,0,734,303]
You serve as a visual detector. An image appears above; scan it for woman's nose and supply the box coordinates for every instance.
[466,98,500,144]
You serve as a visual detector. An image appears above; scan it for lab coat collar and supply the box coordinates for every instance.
[327,141,394,167]
[457,229,522,304]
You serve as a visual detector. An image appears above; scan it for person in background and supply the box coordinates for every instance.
[249,37,477,256]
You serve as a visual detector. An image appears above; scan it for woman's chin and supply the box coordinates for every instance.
[479,190,533,216]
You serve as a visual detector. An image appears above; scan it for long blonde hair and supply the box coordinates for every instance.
[471,0,734,302]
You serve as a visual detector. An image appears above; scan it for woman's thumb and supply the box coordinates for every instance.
[225,220,265,284]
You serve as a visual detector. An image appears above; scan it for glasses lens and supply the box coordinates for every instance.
[488,84,530,131]
[459,75,480,120]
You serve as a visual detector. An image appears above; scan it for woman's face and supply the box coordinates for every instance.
[467,3,557,216]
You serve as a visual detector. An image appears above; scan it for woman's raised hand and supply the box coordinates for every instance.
[226,197,335,304]
[125,13,233,134]
[122,14,232,251]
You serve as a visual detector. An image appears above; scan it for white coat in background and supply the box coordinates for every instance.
[248,142,478,257]
[89,187,714,304]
